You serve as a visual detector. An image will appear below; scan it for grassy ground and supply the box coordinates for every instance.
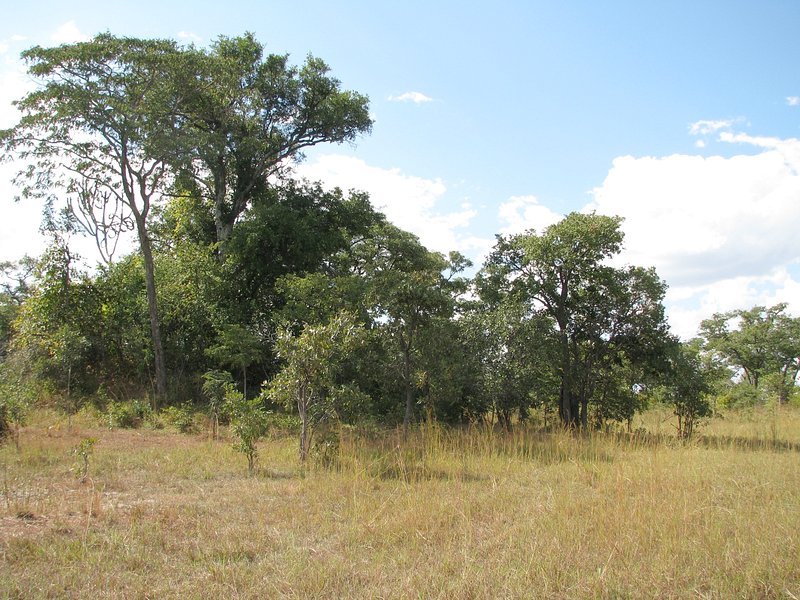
[2,407,799,599]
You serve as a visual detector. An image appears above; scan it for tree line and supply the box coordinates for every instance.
[1,33,798,454]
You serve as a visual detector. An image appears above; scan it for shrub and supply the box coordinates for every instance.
[161,402,196,434]
[225,386,269,475]
[312,425,340,468]
[107,400,152,429]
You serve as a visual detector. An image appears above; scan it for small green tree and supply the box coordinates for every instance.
[72,437,96,483]
[206,324,262,398]
[267,312,365,462]
[51,325,90,429]
[665,342,713,439]
[225,385,269,475]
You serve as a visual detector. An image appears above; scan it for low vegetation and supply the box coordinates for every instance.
[1,406,799,598]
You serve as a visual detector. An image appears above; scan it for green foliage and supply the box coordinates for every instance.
[460,299,557,428]
[161,402,196,434]
[174,35,373,252]
[206,324,262,397]
[265,412,302,434]
[700,303,800,404]
[663,342,714,438]
[72,437,96,482]
[482,212,671,428]
[107,400,152,429]
[0,384,28,451]
[716,382,760,409]
[328,382,373,424]
[202,370,234,439]
[311,425,341,469]
[9,242,104,402]
[225,386,270,475]
[268,312,366,462]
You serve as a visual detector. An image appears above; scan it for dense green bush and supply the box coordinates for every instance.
[161,402,197,434]
[107,400,152,429]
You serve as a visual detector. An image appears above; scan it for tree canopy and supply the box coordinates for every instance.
[2,31,795,446]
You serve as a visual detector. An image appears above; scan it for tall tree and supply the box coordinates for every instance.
[362,224,469,427]
[483,212,671,427]
[462,284,558,429]
[1,34,185,405]
[175,34,373,254]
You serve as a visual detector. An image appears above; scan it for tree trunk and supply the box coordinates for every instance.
[580,394,588,430]
[298,391,309,462]
[557,325,575,427]
[137,223,168,408]
[403,345,414,429]
[214,218,234,259]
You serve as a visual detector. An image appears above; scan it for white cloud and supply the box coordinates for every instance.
[718,131,800,172]
[586,132,800,338]
[497,195,563,236]
[688,119,735,136]
[388,91,434,104]
[665,266,800,339]
[787,96,800,106]
[293,154,483,255]
[177,31,202,43]
[50,21,89,44]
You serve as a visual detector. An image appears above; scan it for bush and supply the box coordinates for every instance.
[717,383,759,409]
[225,386,270,475]
[312,425,340,468]
[266,411,301,434]
[161,402,196,434]
[107,400,152,429]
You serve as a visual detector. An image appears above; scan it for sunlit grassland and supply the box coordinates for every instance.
[2,408,799,599]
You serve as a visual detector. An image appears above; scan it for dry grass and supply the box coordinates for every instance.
[1,408,799,599]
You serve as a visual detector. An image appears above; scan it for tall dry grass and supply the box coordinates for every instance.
[1,407,799,598]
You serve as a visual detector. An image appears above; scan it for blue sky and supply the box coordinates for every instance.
[1,1,799,338]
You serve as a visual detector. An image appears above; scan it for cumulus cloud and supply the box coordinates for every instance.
[497,195,563,236]
[293,154,484,255]
[665,265,800,339]
[586,132,800,338]
[50,21,89,44]
[688,119,736,136]
[388,91,434,104]
[787,96,800,106]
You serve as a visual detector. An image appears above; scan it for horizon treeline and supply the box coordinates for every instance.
[0,33,798,442]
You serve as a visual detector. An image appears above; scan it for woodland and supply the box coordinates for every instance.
[1,32,799,463]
